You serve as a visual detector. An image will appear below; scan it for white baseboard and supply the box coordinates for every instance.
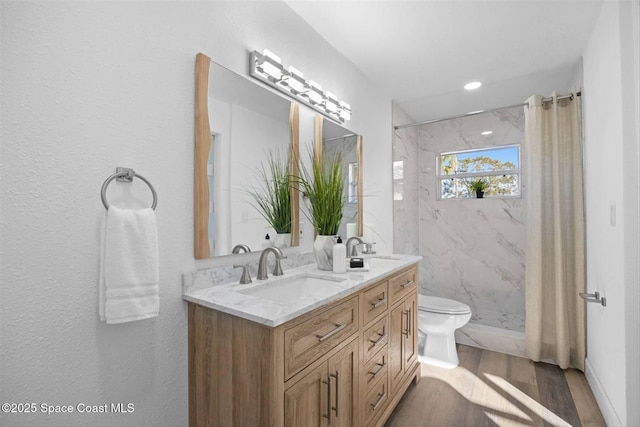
[585,357,622,427]
[455,322,527,358]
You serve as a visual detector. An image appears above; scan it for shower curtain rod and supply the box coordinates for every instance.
[393,91,581,130]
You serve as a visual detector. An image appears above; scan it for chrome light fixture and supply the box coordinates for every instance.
[250,49,351,123]
[257,49,283,80]
[324,92,339,114]
[286,66,305,94]
[307,80,324,105]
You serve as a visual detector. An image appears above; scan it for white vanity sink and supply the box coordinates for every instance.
[238,274,347,305]
[183,254,423,327]
[366,255,404,269]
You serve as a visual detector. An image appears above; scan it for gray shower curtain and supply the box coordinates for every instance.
[524,91,586,371]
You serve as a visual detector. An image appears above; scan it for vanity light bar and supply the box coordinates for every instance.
[307,80,324,105]
[339,101,351,121]
[258,49,284,80]
[287,66,306,94]
[324,92,339,113]
[250,49,351,123]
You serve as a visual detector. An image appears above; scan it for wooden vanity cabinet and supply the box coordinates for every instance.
[284,338,359,427]
[359,265,419,427]
[188,263,419,427]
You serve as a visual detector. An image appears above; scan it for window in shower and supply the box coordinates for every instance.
[437,145,520,199]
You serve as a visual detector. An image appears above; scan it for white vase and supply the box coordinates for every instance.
[274,233,291,248]
[313,235,335,271]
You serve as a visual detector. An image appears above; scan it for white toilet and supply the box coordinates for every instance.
[417,295,472,368]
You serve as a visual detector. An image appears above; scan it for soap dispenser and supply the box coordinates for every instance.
[262,233,273,249]
[332,236,347,273]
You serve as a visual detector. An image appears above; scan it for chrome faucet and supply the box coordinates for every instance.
[345,236,364,257]
[232,244,251,254]
[257,247,286,280]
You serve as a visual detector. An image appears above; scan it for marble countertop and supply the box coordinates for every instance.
[183,254,422,327]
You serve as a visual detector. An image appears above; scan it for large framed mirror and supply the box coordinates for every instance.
[314,114,363,239]
[194,53,299,259]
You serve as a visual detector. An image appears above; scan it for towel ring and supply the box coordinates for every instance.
[101,167,158,210]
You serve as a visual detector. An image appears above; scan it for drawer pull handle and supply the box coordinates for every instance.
[322,378,332,423]
[401,279,415,289]
[317,323,347,342]
[368,331,386,347]
[330,371,339,417]
[368,362,386,378]
[370,391,387,411]
[371,297,386,309]
[403,310,410,337]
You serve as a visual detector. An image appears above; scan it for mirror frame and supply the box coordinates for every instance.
[194,53,299,259]
[314,114,363,237]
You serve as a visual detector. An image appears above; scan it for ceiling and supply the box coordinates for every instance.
[286,0,603,123]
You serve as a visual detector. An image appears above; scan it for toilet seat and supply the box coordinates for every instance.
[418,295,471,315]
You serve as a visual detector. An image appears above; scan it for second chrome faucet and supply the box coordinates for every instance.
[257,246,286,280]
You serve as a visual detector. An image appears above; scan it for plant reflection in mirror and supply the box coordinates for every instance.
[247,148,292,234]
[296,149,345,236]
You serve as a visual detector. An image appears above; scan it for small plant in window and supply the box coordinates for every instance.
[438,146,520,199]
[469,179,489,198]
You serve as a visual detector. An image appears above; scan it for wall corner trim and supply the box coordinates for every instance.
[585,356,624,426]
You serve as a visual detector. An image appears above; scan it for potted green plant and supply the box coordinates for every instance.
[469,178,489,198]
[248,149,292,247]
[296,150,345,270]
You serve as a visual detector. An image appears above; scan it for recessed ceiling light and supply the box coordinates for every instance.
[481,131,493,135]
[464,81,482,90]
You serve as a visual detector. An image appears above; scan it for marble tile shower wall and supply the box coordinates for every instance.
[392,105,420,255]
[393,105,526,332]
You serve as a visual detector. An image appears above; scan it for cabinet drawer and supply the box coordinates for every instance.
[389,266,417,305]
[284,296,359,380]
[362,346,388,393]
[362,315,388,362]
[362,280,388,325]
[363,373,389,426]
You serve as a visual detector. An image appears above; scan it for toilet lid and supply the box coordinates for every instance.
[418,295,471,315]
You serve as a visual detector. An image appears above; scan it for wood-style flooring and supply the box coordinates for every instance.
[385,345,606,427]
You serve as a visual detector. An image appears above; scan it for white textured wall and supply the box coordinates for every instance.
[0,2,392,426]
[582,1,640,426]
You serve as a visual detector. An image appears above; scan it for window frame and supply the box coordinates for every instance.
[436,144,522,200]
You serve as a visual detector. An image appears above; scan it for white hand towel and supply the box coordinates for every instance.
[99,206,159,324]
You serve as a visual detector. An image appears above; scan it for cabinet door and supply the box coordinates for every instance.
[403,294,417,370]
[327,339,359,427]
[284,364,329,427]
[389,295,418,393]
[389,303,406,392]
